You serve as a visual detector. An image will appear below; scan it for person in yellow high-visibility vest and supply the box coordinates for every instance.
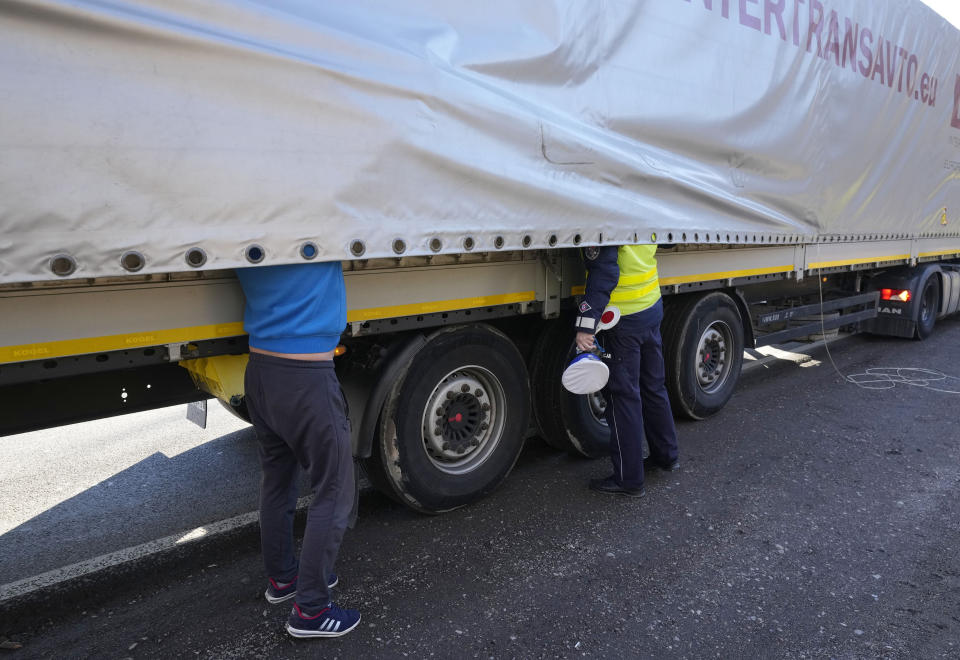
[575,244,679,497]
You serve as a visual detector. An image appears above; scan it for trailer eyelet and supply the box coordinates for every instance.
[50,253,77,277]
[245,244,265,264]
[120,251,145,272]
[300,242,318,260]
[185,248,207,268]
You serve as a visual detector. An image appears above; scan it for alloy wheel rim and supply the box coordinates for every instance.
[696,321,732,394]
[420,366,507,474]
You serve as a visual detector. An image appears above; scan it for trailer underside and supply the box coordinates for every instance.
[4,241,960,511]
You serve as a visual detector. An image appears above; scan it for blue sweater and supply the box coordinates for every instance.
[235,262,346,354]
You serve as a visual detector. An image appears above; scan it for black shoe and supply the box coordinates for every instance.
[589,476,645,498]
[644,457,680,473]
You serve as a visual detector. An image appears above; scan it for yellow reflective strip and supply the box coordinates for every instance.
[617,268,658,287]
[659,265,794,286]
[806,255,910,269]
[0,322,246,365]
[576,266,794,293]
[347,291,536,323]
[0,293,540,364]
[609,279,660,303]
[572,272,656,296]
[919,249,960,258]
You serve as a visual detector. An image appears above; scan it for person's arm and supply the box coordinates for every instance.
[575,246,619,350]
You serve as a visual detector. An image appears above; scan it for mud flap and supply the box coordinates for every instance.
[185,399,208,429]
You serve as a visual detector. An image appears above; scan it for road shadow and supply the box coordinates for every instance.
[0,424,272,585]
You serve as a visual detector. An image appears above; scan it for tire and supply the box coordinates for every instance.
[365,324,529,513]
[914,274,940,340]
[662,292,745,420]
[360,411,405,505]
[529,317,609,459]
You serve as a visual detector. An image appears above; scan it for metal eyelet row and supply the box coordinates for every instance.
[45,230,959,276]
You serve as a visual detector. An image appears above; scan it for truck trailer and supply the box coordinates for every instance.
[1,0,958,512]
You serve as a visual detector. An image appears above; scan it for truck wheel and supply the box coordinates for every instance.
[529,318,609,459]
[366,325,529,513]
[662,292,744,420]
[915,275,940,340]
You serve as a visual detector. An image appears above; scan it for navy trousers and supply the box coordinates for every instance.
[600,300,679,489]
[244,353,355,614]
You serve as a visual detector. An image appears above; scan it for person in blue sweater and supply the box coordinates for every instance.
[235,261,361,639]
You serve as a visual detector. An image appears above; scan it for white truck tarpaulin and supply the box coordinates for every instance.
[1,0,959,283]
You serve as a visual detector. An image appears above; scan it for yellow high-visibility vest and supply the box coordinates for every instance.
[609,245,661,315]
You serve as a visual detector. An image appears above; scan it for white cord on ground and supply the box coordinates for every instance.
[814,243,960,394]
[843,367,960,393]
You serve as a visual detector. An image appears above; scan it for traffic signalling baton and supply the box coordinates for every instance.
[597,305,620,331]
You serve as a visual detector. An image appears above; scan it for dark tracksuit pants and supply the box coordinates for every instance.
[601,299,678,489]
[244,352,355,614]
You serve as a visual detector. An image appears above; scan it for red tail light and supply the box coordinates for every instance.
[880,288,911,302]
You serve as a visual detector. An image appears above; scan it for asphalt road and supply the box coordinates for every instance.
[3,318,960,658]
[0,402,258,585]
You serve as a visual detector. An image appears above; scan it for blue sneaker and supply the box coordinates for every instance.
[286,602,361,638]
[264,574,339,604]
